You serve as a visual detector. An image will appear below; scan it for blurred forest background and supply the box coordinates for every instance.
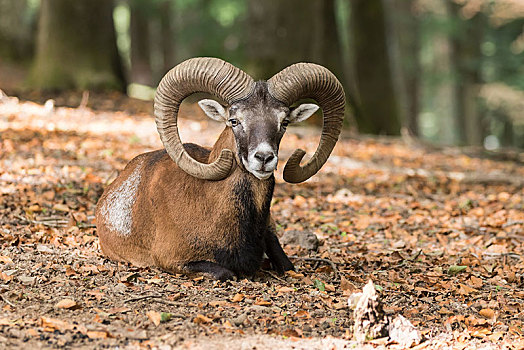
[1,0,523,149]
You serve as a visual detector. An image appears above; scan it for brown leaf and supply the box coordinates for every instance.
[281,328,301,338]
[65,266,77,276]
[231,293,245,302]
[340,276,356,292]
[209,300,227,307]
[469,276,483,288]
[324,283,336,292]
[146,310,161,326]
[285,270,304,279]
[87,330,110,339]
[254,299,272,306]
[52,203,70,212]
[40,317,74,332]
[479,308,495,319]
[42,190,55,201]
[55,298,80,310]
[295,310,310,318]
[276,287,295,293]
[193,314,212,324]
[457,284,477,295]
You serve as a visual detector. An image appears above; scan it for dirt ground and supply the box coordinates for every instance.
[0,95,523,349]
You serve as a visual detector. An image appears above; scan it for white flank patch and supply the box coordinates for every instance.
[100,161,143,237]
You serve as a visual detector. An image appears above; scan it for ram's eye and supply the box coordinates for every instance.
[229,119,239,127]
[281,120,289,129]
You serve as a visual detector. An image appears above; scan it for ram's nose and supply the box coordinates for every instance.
[254,151,275,165]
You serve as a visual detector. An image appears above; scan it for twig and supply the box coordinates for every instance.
[502,220,524,228]
[124,294,181,306]
[14,214,68,228]
[15,214,95,229]
[79,91,89,109]
[409,249,423,261]
[290,256,339,279]
[263,270,287,283]
[0,294,15,307]
[482,252,520,258]
[124,294,163,303]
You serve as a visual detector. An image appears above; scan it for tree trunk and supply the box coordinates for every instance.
[391,0,420,136]
[448,1,485,146]
[0,0,34,62]
[246,0,351,126]
[160,0,176,75]
[130,0,153,86]
[350,0,401,135]
[29,0,125,91]
[247,0,343,79]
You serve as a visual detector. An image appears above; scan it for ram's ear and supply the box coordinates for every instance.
[289,103,319,123]
[198,99,227,122]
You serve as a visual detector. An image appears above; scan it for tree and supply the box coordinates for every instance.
[448,1,485,146]
[391,0,421,136]
[0,0,35,62]
[29,0,125,91]
[350,0,401,135]
[246,0,345,80]
[130,0,153,86]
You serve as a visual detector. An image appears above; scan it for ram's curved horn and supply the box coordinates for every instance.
[267,63,345,183]
[154,57,255,180]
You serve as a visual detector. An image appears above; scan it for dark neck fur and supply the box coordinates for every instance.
[213,172,275,276]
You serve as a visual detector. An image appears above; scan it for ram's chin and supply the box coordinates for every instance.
[242,159,273,180]
[251,170,273,180]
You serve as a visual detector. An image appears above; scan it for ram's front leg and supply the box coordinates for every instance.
[264,219,294,274]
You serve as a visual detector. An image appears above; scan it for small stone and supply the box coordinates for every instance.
[231,313,247,326]
[18,276,36,286]
[280,230,319,251]
[247,305,268,313]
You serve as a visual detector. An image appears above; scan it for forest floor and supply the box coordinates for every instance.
[0,93,523,349]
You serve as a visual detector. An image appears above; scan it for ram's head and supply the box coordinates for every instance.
[154,57,345,183]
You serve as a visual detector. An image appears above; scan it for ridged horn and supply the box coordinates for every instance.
[268,63,345,183]
[154,57,254,180]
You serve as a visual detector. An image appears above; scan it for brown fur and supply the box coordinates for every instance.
[96,127,281,277]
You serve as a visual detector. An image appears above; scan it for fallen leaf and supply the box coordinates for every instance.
[52,203,69,212]
[254,299,272,306]
[314,279,325,291]
[209,300,227,307]
[340,276,356,292]
[285,270,304,279]
[469,275,483,288]
[40,317,74,332]
[324,283,336,292]
[87,330,110,339]
[479,308,495,319]
[146,310,161,326]
[231,293,244,302]
[193,314,213,324]
[448,265,468,275]
[55,298,80,310]
[457,284,477,295]
[276,287,295,293]
[160,312,172,323]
